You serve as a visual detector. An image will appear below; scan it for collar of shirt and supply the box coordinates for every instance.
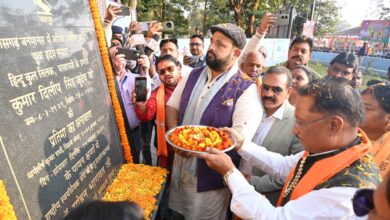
[206,62,239,85]
[262,100,287,121]
[200,54,206,62]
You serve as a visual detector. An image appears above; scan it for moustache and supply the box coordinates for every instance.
[207,51,215,57]
[262,96,276,103]
[292,55,303,61]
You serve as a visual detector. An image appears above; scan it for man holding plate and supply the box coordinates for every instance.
[194,78,381,219]
[166,23,263,219]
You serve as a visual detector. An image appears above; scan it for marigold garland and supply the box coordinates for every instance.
[89,0,133,163]
[103,164,168,219]
[0,180,17,220]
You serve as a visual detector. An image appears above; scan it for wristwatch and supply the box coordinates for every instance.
[223,167,237,185]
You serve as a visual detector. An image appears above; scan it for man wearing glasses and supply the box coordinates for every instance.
[193,77,381,219]
[183,34,206,68]
[134,54,181,170]
[249,66,302,205]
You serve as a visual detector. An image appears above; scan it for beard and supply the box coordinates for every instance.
[206,51,231,71]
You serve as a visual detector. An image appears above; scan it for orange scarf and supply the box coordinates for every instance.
[156,85,168,157]
[372,131,390,177]
[256,77,262,96]
[277,129,371,206]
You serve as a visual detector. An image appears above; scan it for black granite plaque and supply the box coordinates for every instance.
[0,1,124,219]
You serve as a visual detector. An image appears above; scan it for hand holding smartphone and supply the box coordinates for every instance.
[116,47,141,61]
[117,6,130,16]
[135,77,147,102]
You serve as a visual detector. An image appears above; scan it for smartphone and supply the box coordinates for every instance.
[116,47,141,61]
[272,14,290,26]
[135,77,147,102]
[117,6,130,16]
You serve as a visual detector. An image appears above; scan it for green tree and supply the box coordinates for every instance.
[312,0,339,37]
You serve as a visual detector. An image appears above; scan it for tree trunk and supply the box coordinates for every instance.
[230,0,243,26]
[245,1,260,36]
[246,14,255,35]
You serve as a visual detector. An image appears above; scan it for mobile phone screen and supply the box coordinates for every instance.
[135,77,147,102]
[117,6,130,16]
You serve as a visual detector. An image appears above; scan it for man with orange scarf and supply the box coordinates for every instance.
[194,77,381,219]
[134,54,181,169]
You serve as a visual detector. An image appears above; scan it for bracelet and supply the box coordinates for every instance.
[223,167,237,185]
[255,32,265,38]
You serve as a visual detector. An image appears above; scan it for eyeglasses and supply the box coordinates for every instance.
[190,43,202,47]
[352,189,374,217]
[261,84,284,94]
[158,65,176,75]
[294,114,333,129]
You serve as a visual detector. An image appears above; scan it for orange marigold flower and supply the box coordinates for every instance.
[103,164,168,219]
[89,0,132,163]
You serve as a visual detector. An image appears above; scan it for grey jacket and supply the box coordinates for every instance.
[251,101,303,205]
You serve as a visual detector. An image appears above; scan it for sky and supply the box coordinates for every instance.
[336,0,383,27]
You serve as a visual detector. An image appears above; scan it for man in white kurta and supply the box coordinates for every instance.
[165,23,263,219]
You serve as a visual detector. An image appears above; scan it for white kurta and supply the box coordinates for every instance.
[227,139,367,220]
[166,64,263,219]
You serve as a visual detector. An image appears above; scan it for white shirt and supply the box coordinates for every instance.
[226,140,365,220]
[181,64,192,78]
[252,101,286,145]
[239,32,265,64]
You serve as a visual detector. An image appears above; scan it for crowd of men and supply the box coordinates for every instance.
[96,5,390,220]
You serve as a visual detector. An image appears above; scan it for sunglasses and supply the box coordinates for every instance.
[158,65,175,75]
[261,84,284,94]
[352,189,374,217]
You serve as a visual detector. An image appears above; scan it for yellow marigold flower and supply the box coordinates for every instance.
[0,180,17,220]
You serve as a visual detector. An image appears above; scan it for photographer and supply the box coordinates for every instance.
[109,45,152,164]
[183,34,206,68]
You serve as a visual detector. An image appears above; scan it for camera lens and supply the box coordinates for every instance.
[166,22,172,28]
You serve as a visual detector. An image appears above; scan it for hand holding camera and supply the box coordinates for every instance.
[257,13,277,35]
[104,5,122,23]
[183,55,199,66]
[147,21,163,38]
[137,55,151,75]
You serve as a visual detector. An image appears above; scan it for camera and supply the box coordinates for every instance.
[140,21,174,32]
[162,21,174,32]
[116,47,141,61]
